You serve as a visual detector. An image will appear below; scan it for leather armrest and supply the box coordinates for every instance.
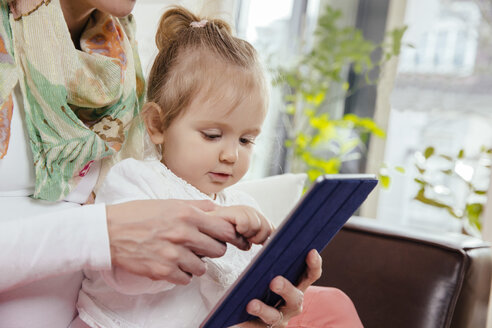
[316,216,492,328]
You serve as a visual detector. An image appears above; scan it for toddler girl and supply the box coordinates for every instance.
[76,6,275,328]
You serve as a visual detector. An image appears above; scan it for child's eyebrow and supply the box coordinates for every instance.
[244,128,262,135]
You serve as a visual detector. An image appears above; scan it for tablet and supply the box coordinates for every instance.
[200,174,378,328]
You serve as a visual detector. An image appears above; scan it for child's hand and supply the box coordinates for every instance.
[234,250,324,328]
[212,205,274,246]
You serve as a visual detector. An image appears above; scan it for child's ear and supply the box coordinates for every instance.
[142,102,165,145]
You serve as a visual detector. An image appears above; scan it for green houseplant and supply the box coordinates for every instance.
[413,146,492,236]
[275,5,406,184]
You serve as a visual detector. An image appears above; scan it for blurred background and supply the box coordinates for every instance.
[132,0,492,241]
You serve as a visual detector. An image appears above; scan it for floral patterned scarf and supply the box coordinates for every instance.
[0,0,145,201]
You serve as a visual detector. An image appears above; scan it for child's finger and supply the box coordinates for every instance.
[246,299,284,326]
[296,249,322,292]
[213,206,260,239]
[234,207,261,238]
[270,276,304,318]
[248,212,273,244]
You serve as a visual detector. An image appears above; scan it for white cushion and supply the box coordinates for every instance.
[229,173,308,227]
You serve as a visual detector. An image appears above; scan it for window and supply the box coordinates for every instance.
[377,0,492,235]
[235,0,299,179]
[398,1,480,76]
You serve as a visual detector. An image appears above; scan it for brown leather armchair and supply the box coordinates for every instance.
[317,216,492,328]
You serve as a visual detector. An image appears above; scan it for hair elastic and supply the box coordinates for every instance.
[190,19,208,28]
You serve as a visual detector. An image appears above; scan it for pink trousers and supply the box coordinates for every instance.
[71,287,363,328]
[286,286,363,328]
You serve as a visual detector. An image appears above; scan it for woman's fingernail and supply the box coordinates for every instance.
[251,301,260,312]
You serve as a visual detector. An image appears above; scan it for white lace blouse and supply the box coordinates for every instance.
[77,158,262,328]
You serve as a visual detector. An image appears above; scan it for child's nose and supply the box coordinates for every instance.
[219,143,238,164]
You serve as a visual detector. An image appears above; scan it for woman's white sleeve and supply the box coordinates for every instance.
[0,203,110,292]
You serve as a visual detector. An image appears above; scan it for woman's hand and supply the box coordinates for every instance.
[212,205,274,247]
[106,199,252,285]
[235,249,322,328]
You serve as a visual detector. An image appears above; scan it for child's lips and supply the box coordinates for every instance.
[208,172,232,182]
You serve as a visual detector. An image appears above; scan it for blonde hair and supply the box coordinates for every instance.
[145,6,268,130]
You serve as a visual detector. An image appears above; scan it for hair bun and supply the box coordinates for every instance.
[155,6,199,52]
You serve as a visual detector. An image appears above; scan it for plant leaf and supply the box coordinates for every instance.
[424,146,435,159]
[395,166,405,173]
[380,175,390,188]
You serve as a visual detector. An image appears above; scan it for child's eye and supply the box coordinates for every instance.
[202,132,221,140]
[240,137,255,145]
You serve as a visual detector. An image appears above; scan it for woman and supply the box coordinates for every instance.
[0,1,361,327]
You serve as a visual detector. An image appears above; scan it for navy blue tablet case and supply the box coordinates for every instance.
[200,174,378,328]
